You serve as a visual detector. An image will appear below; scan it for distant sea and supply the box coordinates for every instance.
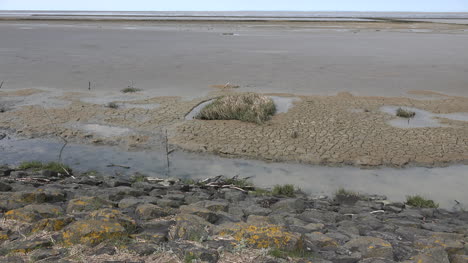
[1,11,468,22]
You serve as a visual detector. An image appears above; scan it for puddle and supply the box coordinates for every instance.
[1,136,467,209]
[79,124,132,137]
[80,95,145,105]
[185,96,299,120]
[380,106,468,128]
[185,100,215,120]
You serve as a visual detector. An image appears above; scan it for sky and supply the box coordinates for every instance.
[1,0,468,12]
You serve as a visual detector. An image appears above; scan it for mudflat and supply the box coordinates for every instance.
[0,20,467,167]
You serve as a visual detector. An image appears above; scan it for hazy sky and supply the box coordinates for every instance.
[1,0,468,12]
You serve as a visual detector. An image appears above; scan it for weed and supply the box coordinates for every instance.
[268,247,314,259]
[106,102,119,109]
[406,195,439,208]
[184,252,199,263]
[121,87,141,93]
[18,161,43,170]
[224,177,253,188]
[396,108,416,118]
[196,93,276,124]
[272,184,295,197]
[130,173,147,183]
[335,188,360,198]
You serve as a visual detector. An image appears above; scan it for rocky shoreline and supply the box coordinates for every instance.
[0,163,466,263]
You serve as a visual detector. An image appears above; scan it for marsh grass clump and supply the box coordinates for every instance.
[18,161,72,174]
[106,102,119,109]
[121,87,141,93]
[272,184,295,197]
[195,93,276,124]
[269,247,315,259]
[396,107,416,118]
[406,195,439,208]
[335,188,360,198]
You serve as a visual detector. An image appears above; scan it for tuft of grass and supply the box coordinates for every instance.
[396,108,416,118]
[195,93,276,124]
[106,102,119,109]
[272,184,295,197]
[184,252,199,263]
[121,87,141,93]
[18,161,72,174]
[335,188,360,198]
[18,161,43,170]
[224,177,253,188]
[130,173,147,183]
[269,248,314,259]
[406,195,439,208]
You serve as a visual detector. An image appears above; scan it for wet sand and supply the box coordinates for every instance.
[0,20,468,98]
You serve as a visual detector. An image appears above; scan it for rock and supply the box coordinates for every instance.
[270,198,305,213]
[126,242,159,256]
[246,215,270,225]
[358,258,395,263]
[297,209,338,224]
[136,220,174,243]
[222,189,246,202]
[170,214,212,241]
[451,255,468,263]
[414,232,465,257]
[135,204,176,220]
[156,198,183,208]
[105,186,147,201]
[344,236,393,260]
[170,242,219,263]
[3,238,53,254]
[28,248,62,262]
[303,232,339,251]
[179,205,219,223]
[5,204,63,223]
[149,187,168,197]
[215,222,301,250]
[243,205,272,216]
[12,189,66,204]
[62,220,127,246]
[0,166,12,177]
[87,208,137,232]
[406,247,450,263]
[0,182,12,192]
[185,191,211,204]
[66,196,113,213]
[204,200,229,212]
[30,217,75,233]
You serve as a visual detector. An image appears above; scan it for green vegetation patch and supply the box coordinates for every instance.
[406,195,439,208]
[272,184,295,197]
[195,93,276,124]
[396,107,416,118]
[18,161,72,174]
[121,87,141,93]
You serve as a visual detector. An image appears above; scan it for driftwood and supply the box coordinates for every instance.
[106,164,131,169]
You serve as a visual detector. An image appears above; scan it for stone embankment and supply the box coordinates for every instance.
[0,164,466,263]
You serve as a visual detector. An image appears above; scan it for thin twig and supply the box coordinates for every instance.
[41,107,70,176]
[88,81,91,90]
[165,129,170,176]
[0,81,3,89]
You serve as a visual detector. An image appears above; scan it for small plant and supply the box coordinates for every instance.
[335,188,360,198]
[268,247,314,259]
[224,177,253,188]
[18,160,43,170]
[106,102,119,109]
[184,252,199,263]
[406,195,439,208]
[18,161,72,174]
[272,184,295,197]
[121,87,141,93]
[130,173,147,183]
[396,108,416,118]
[196,93,276,124]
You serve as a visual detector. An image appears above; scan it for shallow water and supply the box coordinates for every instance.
[380,106,468,128]
[1,135,466,209]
